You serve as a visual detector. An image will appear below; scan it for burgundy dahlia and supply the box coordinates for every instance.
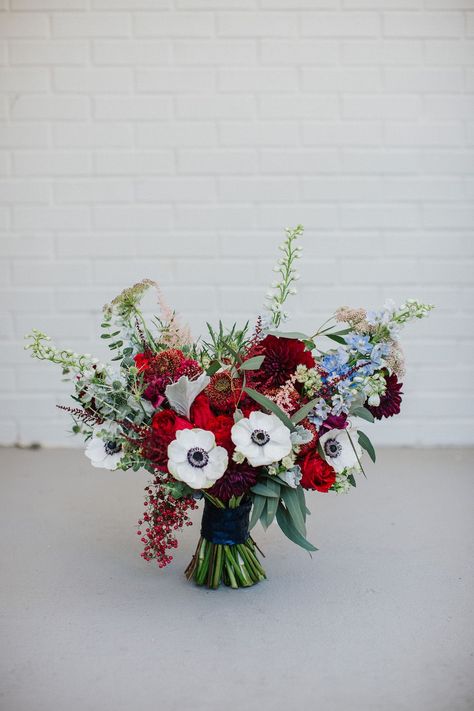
[367,373,403,419]
[250,335,315,390]
[208,463,259,503]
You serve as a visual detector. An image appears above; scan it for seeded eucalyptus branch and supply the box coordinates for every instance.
[265,224,303,328]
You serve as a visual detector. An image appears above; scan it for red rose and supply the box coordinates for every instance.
[251,335,315,390]
[208,414,234,455]
[145,409,192,471]
[300,452,336,493]
[189,393,214,429]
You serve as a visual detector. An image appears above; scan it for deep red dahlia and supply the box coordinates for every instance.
[319,413,348,434]
[205,371,242,413]
[367,373,403,420]
[251,335,315,390]
[300,452,336,493]
[208,463,259,503]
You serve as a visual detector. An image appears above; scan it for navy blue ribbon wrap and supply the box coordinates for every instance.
[201,498,252,546]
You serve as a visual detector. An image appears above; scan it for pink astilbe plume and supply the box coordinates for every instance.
[156,283,192,348]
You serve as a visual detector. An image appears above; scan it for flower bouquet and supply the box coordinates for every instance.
[26,226,433,589]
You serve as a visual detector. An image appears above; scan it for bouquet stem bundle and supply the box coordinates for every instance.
[185,496,266,589]
[185,537,266,589]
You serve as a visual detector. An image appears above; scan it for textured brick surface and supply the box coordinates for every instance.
[0,1,473,446]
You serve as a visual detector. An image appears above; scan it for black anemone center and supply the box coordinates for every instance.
[187,447,209,468]
[104,440,121,455]
[324,439,342,458]
[251,429,270,447]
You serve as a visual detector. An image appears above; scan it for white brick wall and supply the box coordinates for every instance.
[1,1,473,447]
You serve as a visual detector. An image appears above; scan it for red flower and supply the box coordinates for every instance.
[189,392,214,429]
[208,462,259,503]
[143,410,192,472]
[300,452,336,493]
[189,395,234,454]
[135,348,203,409]
[367,373,403,420]
[209,414,234,455]
[251,335,315,390]
[134,352,151,372]
[205,371,242,413]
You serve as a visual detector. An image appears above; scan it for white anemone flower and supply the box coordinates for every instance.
[319,428,362,474]
[167,428,228,489]
[231,411,292,467]
[85,425,123,470]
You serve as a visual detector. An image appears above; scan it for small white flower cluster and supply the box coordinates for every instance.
[264,224,303,328]
[294,365,322,397]
[25,329,108,378]
[353,371,387,408]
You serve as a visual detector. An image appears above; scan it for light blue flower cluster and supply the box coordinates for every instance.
[307,330,392,429]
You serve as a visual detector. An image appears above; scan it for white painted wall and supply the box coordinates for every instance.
[1,1,473,447]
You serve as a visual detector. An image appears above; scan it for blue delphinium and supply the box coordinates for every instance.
[344,333,372,355]
[320,347,349,377]
[307,398,331,427]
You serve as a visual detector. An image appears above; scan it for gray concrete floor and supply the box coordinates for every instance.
[0,447,473,711]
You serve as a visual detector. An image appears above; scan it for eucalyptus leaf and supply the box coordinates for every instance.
[239,355,265,371]
[296,485,310,521]
[249,495,266,530]
[250,482,280,498]
[325,334,346,344]
[357,430,376,463]
[244,387,295,431]
[291,396,321,425]
[233,408,244,423]
[280,487,306,537]
[276,503,318,552]
[351,405,375,423]
[265,495,279,527]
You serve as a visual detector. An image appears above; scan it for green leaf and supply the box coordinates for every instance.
[249,495,266,530]
[347,473,357,487]
[206,360,221,376]
[244,387,295,431]
[266,330,309,340]
[276,503,318,552]
[291,396,321,425]
[296,485,310,521]
[250,482,280,498]
[280,487,306,537]
[265,494,279,528]
[351,405,375,423]
[325,334,346,344]
[357,430,376,463]
[239,355,265,371]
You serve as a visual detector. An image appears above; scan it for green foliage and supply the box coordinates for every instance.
[201,320,250,366]
[357,430,376,463]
